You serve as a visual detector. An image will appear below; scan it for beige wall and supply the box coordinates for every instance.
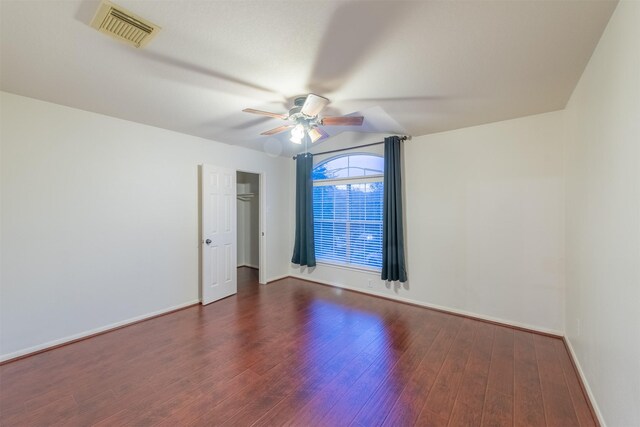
[292,112,566,334]
[564,1,640,425]
[0,92,291,360]
[405,111,566,333]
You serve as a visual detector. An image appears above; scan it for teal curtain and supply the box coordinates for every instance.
[292,153,316,267]
[382,136,407,282]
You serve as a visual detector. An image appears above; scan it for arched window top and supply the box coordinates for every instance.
[312,153,384,181]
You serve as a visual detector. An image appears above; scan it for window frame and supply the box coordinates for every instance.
[312,153,384,272]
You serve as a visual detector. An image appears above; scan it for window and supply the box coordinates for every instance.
[312,153,384,270]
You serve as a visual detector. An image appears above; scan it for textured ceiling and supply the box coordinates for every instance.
[0,0,617,156]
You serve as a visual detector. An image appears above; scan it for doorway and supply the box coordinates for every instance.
[236,171,264,284]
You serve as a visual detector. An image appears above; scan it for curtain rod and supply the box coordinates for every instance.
[292,135,409,160]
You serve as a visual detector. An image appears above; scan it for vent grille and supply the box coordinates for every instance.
[90,1,160,48]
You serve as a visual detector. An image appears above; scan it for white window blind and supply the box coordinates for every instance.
[313,176,383,270]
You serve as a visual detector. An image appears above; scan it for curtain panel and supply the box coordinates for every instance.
[382,136,407,282]
[291,153,316,267]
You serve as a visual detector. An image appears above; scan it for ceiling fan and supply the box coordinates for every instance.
[242,94,364,144]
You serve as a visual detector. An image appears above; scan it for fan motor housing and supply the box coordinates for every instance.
[288,106,302,117]
[289,95,321,122]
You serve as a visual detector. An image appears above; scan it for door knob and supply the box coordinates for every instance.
[205,239,212,245]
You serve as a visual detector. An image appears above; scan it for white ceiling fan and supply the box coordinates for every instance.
[243,94,364,144]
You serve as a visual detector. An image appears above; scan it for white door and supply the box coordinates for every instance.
[200,165,237,305]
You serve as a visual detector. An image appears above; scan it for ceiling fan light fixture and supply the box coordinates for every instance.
[308,127,322,143]
[243,93,365,145]
[290,124,305,144]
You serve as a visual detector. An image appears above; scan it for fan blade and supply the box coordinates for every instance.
[301,94,330,117]
[243,108,288,120]
[322,116,364,126]
[309,127,329,143]
[260,125,294,136]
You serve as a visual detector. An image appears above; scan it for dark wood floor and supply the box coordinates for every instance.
[1,268,596,426]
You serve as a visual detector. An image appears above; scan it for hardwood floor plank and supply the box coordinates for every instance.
[553,340,598,427]
[49,389,120,427]
[194,294,407,425]
[349,311,447,427]
[379,315,464,427]
[412,409,449,427]
[3,394,78,426]
[91,378,196,426]
[315,310,426,426]
[481,391,513,427]
[486,326,515,397]
[251,313,398,426]
[415,318,479,423]
[226,315,391,426]
[534,334,581,427]
[0,399,24,425]
[0,268,593,426]
[513,330,546,426]
[481,326,515,426]
[448,322,496,426]
[279,310,430,426]
[156,369,261,426]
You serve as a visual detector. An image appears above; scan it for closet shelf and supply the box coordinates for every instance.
[237,192,255,201]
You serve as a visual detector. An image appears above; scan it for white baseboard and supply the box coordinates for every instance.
[289,273,563,337]
[564,337,606,426]
[407,297,564,337]
[0,299,200,363]
[238,264,259,270]
[266,274,290,284]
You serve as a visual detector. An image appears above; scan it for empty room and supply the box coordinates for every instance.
[1,0,638,426]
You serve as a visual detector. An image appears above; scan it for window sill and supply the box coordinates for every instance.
[315,260,381,275]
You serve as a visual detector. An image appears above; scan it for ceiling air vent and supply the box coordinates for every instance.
[90,0,160,48]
